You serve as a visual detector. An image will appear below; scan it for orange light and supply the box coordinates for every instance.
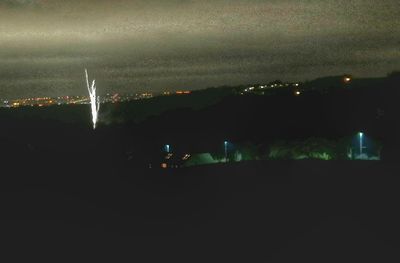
[161,163,167,169]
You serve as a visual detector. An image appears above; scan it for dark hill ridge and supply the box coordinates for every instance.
[0,74,393,124]
[134,79,397,158]
[0,74,399,163]
[0,74,399,260]
[302,75,386,90]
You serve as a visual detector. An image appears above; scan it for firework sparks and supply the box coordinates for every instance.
[85,69,100,129]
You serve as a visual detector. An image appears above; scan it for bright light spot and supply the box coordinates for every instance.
[295,91,301,96]
[182,154,191,160]
[85,69,100,129]
[344,76,352,83]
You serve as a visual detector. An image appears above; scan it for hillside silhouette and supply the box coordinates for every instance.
[0,74,399,166]
[1,74,400,260]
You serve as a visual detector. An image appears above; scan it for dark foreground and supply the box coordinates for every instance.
[1,160,400,261]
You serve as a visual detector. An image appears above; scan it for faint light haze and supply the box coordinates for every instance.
[0,0,399,98]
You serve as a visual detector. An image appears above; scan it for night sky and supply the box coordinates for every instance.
[0,0,399,98]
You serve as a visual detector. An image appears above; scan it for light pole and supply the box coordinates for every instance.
[165,144,170,153]
[224,141,228,163]
[359,132,363,156]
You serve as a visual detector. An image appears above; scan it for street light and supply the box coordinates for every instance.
[359,132,364,155]
[224,141,228,163]
[164,144,170,153]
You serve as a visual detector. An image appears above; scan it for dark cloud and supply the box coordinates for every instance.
[0,0,399,98]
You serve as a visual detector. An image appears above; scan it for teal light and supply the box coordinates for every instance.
[224,141,228,163]
[358,132,364,156]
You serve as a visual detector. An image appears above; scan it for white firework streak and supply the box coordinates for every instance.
[85,69,100,129]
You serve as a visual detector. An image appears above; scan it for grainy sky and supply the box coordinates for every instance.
[0,0,399,98]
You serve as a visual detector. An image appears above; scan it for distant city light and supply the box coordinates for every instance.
[176,90,191,95]
[1,92,156,108]
[343,76,352,83]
